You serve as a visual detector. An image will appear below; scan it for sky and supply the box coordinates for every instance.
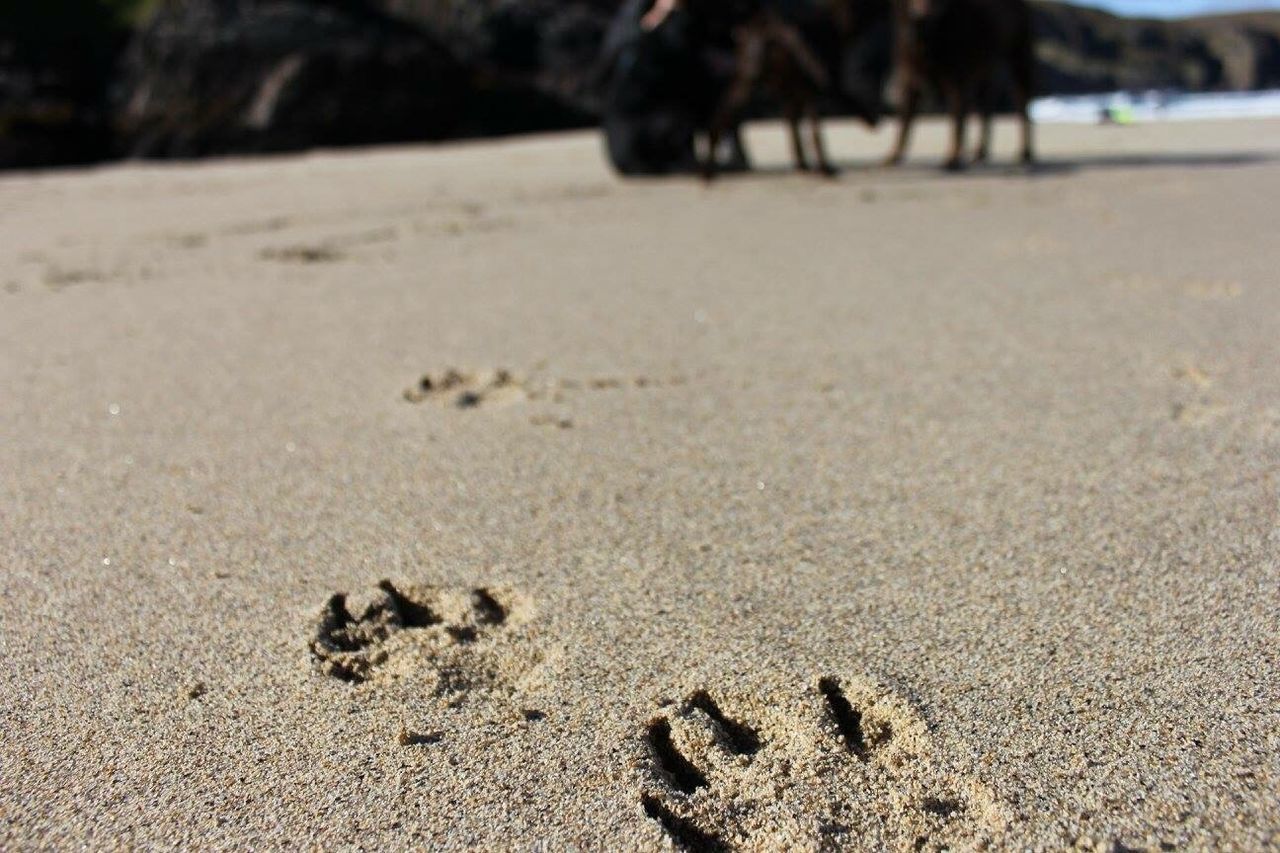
[1073,0,1280,16]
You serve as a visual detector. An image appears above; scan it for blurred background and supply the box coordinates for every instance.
[2,0,1280,171]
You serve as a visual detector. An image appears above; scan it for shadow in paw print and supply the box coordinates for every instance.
[641,793,727,853]
[819,676,892,759]
[686,690,761,755]
[647,718,708,795]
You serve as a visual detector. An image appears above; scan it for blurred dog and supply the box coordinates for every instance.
[699,0,890,179]
[701,7,840,178]
[884,0,1035,170]
[600,0,889,178]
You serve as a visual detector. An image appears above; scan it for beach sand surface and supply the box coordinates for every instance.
[1,118,1278,850]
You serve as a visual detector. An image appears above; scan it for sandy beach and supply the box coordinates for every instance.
[1,117,1278,850]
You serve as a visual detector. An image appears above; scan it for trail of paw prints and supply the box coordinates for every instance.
[402,367,688,424]
[251,209,511,264]
[10,250,124,293]
[310,580,551,704]
[636,677,1007,852]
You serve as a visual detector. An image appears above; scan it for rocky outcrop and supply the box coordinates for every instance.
[110,0,601,158]
[376,0,618,114]
[1033,3,1280,94]
[113,0,472,157]
[0,1,124,169]
[0,54,113,169]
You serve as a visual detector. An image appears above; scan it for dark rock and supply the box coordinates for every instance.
[114,0,472,158]
[0,0,125,169]
[0,60,113,169]
[376,0,616,114]
[1032,4,1280,94]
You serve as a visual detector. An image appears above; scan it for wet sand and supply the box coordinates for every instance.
[1,117,1278,850]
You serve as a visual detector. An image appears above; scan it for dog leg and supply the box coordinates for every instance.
[787,102,811,171]
[705,29,767,180]
[807,101,837,177]
[943,81,969,172]
[725,125,751,171]
[1012,45,1035,166]
[884,81,920,167]
[973,79,993,164]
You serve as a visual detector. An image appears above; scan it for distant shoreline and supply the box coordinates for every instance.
[1034,87,1280,122]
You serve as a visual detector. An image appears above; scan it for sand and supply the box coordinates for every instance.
[1,117,1277,850]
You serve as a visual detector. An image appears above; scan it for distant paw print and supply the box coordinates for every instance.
[637,677,1006,851]
[403,369,529,409]
[1170,361,1227,427]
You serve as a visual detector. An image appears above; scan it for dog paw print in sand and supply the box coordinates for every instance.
[1104,273,1244,303]
[403,369,532,409]
[1182,279,1242,301]
[637,677,1007,851]
[44,266,109,291]
[259,226,405,265]
[403,368,687,421]
[310,581,549,702]
[1170,362,1227,427]
[260,244,346,264]
[1171,400,1228,426]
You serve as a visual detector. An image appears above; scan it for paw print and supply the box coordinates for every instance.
[402,369,529,408]
[637,676,1006,851]
[310,580,546,701]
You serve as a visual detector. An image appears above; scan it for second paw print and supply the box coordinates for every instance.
[310,580,550,704]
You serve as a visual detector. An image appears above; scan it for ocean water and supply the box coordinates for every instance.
[1031,89,1280,123]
